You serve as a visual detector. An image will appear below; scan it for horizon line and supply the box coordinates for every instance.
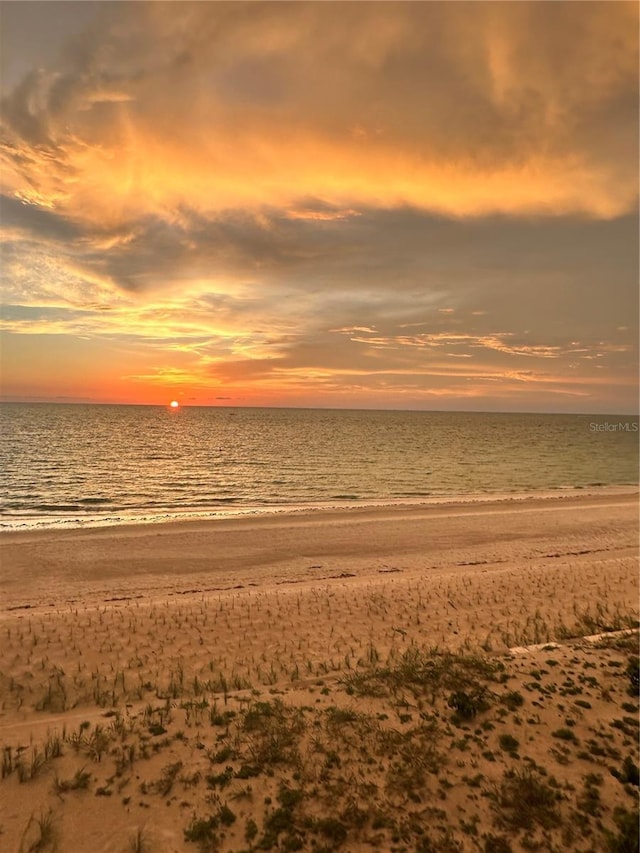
[0,399,638,418]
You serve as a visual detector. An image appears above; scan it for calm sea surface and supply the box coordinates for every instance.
[0,404,637,530]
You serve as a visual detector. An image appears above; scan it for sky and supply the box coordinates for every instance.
[0,1,638,412]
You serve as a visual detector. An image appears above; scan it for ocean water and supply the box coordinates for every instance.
[0,404,637,530]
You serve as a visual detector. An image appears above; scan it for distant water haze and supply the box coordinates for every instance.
[1,404,637,530]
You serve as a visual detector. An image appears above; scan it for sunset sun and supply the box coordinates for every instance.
[0,1,636,412]
[0,3,637,850]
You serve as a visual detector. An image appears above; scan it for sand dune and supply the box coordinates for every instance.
[0,489,638,852]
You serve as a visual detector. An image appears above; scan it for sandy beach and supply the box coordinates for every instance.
[1,488,638,852]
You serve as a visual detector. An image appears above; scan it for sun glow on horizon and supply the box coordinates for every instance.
[0,2,637,415]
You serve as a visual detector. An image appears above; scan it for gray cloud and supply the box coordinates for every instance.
[0,2,637,412]
[1,192,81,241]
[3,186,637,353]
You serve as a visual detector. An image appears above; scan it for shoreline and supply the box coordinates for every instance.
[2,484,637,545]
[1,482,637,535]
[1,487,637,615]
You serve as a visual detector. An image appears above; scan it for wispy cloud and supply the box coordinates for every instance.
[0,2,637,410]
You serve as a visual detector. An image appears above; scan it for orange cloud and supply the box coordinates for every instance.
[1,3,637,227]
[0,2,637,413]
